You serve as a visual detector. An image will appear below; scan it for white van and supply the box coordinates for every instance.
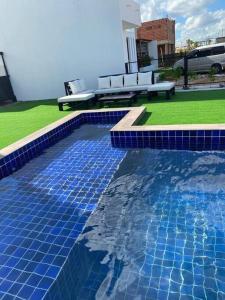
[174,43,225,73]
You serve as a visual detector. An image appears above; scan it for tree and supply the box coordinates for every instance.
[186,39,198,50]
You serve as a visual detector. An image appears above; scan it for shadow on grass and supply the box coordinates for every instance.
[138,89,225,105]
[138,112,152,125]
[1,89,225,114]
[0,99,60,113]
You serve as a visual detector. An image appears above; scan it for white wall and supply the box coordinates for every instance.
[120,0,141,28]
[0,56,6,76]
[149,41,159,69]
[124,29,138,72]
[0,0,127,101]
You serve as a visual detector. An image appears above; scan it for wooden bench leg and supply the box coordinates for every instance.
[94,95,99,106]
[166,90,171,100]
[58,103,63,111]
[147,92,152,101]
[172,87,175,95]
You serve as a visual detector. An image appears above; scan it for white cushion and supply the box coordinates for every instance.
[148,82,175,92]
[124,73,137,87]
[69,80,81,94]
[98,77,111,90]
[111,75,123,88]
[58,93,95,103]
[95,85,149,94]
[79,79,86,92]
[138,72,152,86]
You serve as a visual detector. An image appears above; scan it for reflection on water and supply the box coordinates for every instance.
[47,150,225,300]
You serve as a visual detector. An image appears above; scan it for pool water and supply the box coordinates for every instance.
[48,148,225,299]
[0,125,126,299]
[1,123,225,300]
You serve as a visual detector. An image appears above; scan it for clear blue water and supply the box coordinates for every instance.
[48,148,225,299]
[1,124,225,300]
[0,125,126,299]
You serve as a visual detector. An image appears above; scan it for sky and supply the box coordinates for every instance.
[137,0,225,46]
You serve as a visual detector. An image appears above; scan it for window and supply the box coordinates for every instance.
[211,46,225,55]
[187,50,198,59]
[197,49,212,57]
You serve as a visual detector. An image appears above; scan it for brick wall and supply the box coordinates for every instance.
[137,18,175,44]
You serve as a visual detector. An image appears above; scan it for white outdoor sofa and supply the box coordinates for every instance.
[95,72,175,100]
[57,79,95,111]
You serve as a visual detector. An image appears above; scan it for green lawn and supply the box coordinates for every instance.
[138,90,225,125]
[0,100,71,149]
[0,90,225,149]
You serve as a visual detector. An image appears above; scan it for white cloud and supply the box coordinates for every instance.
[167,0,213,17]
[137,0,225,45]
[180,10,225,42]
[139,0,166,21]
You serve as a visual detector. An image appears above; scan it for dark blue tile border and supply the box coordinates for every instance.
[111,129,225,152]
[1,108,224,181]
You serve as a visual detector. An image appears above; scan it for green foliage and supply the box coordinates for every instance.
[159,72,166,81]
[138,56,151,68]
[159,68,182,81]
[188,71,197,81]
[186,39,198,50]
[174,67,182,80]
[208,67,216,82]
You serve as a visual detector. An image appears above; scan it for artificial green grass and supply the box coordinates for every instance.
[1,90,225,149]
[0,100,71,149]
[138,90,225,125]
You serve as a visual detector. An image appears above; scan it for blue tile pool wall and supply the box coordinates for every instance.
[111,129,225,151]
[0,124,127,299]
[46,149,225,299]
[0,114,85,180]
[0,111,128,180]
[83,111,128,125]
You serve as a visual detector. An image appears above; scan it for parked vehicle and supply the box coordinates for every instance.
[174,43,225,73]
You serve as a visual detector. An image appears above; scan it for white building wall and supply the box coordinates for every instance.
[149,41,159,69]
[120,0,141,28]
[0,0,128,101]
[0,56,5,76]
[125,30,138,72]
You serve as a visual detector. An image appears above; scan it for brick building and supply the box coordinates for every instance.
[137,18,175,57]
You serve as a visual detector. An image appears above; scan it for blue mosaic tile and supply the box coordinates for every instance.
[44,149,225,299]
[0,124,127,299]
[111,128,225,151]
[0,111,129,180]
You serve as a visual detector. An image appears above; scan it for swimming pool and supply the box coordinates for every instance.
[0,124,126,299]
[47,147,225,299]
[1,122,225,299]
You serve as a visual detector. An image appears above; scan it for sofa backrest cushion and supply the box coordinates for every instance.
[69,80,81,94]
[138,72,152,86]
[98,77,111,90]
[124,73,137,87]
[111,75,124,88]
[79,79,86,92]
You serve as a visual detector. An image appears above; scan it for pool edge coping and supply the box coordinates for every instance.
[0,108,131,158]
[2,106,225,157]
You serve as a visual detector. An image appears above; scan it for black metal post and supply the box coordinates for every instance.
[0,52,17,102]
[183,54,189,90]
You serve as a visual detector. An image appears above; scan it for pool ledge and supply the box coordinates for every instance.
[0,108,130,179]
[0,108,131,158]
[1,106,225,180]
[110,107,225,150]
